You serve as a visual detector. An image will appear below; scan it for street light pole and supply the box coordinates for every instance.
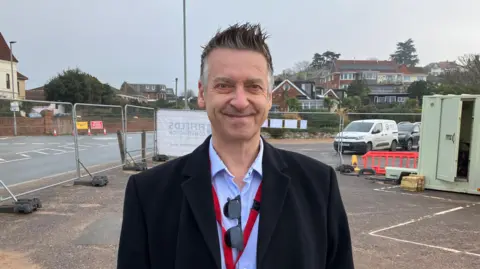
[175,77,178,107]
[182,0,188,110]
[9,41,17,136]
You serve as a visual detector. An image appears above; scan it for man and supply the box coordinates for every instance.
[117,23,354,269]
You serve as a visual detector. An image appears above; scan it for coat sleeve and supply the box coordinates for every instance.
[117,175,150,269]
[326,166,355,269]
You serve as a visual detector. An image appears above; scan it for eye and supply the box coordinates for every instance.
[247,84,263,92]
[215,83,231,89]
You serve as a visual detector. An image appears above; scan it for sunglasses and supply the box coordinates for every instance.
[223,195,244,251]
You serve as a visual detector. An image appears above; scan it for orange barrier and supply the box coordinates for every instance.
[361,151,419,175]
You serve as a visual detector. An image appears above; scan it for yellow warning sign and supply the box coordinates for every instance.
[76,121,88,130]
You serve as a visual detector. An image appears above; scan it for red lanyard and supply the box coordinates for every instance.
[211,183,262,269]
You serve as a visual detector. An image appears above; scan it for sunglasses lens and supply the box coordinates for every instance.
[225,226,244,251]
[223,196,241,219]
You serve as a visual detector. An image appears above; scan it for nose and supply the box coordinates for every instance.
[230,87,249,110]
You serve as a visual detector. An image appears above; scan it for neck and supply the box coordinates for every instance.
[212,134,261,181]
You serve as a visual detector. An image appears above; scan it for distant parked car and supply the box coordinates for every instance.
[333,119,399,154]
[397,122,421,151]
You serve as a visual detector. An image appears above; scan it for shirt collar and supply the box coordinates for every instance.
[208,137,264,178]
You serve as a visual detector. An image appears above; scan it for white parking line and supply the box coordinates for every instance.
[0,156,31,164]
[32,143,45,145]
[84,143,108,147]
[13,143,26,145]
[369,204,479,257]
[58,145,76,150]
[0,158,5,162]
[31,150,49,155]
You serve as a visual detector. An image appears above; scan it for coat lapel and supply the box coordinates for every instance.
[257,140,291,265]
[181,136,221,269]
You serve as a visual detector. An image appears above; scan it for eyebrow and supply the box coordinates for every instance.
[212,77,235,84]
[212,77,264,85]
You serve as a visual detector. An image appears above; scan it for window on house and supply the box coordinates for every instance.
[363,72,376,80]
[341,73,354,80]
[404,76,410,82]
[386,96,397,103]
[6,74,10,89]
[397,97,407,103]
[376,96,386,103]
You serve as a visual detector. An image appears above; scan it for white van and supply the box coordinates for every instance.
[333,119,399,153]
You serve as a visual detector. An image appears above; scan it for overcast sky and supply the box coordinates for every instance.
[1,0,479,92]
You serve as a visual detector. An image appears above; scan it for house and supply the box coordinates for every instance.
[425,61,460,76]
[271,79,324,111]
[0,33,28,100]
[165,88,177,103]
[317,59,425,105]
[23,86,68,115]
[119,82,168,102]
[398,65,428,85]
[25,86,46,100]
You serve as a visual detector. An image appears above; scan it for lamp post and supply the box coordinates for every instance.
[9,41,17,136]
[175,77,178,107]
[182,0,188,110]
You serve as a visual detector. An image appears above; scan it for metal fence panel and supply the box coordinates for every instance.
[124,104,156,163]
[72,103,125,179]
[0,99,75,201]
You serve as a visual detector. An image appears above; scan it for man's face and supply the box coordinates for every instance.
[198,48,272,141]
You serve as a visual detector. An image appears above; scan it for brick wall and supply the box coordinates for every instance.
[272,83,304,111]
[0,112,155,136]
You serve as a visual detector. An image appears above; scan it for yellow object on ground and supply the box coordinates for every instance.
[401,175,425,192]
[351,155,360,172]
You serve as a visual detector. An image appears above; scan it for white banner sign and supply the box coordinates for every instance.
[156,110,211,156]
[284,119,298,129]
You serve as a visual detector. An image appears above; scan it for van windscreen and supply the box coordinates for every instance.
[343,122,374,132]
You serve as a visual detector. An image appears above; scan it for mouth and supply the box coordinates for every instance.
[223,113,253,118]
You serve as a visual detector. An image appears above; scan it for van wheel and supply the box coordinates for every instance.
[390,140,397,151]
[365,142,373,153]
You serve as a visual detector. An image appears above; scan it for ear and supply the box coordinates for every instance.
[197,80,206,109]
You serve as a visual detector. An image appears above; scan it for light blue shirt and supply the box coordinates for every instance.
[209,138,263,269]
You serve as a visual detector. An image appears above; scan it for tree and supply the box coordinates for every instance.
[309,51,341,70]
[340,96,362,112]
[347,77,370,98]
[323,97,335,111]
[407,81,436,106]
[390,38,420,67]
[286,98,300,112]
[443,54,480,87]
[185,89,196,98]
[44,68,115,104]
[322,51,341,66]
[293,61,311,73]
[310,53,325,70]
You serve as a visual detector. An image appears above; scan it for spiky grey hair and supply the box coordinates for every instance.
[199,23,274,91]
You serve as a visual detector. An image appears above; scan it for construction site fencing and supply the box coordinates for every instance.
[265,111,341,139]
[124,104,156,164]
[0,99,75,203]
[72,103,125,179]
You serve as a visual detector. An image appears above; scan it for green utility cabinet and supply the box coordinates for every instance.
[418,94,480,195]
